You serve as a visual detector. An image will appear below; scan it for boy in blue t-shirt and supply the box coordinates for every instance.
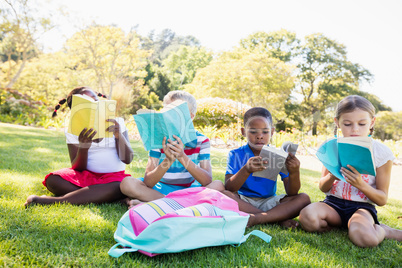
[224,107,310,228]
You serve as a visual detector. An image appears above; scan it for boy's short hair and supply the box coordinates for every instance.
[163,90,197,116]
[244,107,273,127]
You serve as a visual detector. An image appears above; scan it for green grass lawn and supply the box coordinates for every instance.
[0,122,401,267]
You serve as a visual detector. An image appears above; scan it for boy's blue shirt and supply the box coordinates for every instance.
[226,144,289,198]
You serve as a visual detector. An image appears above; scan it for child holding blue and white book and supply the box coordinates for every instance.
[120,91,224,207]
[299,95,402,247]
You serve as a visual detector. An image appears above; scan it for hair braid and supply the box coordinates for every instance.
[52,98,67,117]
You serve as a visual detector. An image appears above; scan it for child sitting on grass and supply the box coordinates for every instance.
[223,107,310,228]
[299,95,402,247]
[25,86,134,206]
[120,91,224,207]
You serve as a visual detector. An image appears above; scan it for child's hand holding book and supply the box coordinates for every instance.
[245,156,268,173]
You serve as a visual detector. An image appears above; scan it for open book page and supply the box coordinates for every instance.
[133,100,197,151]
[67,94,116,139]
[253,145,288,181]
[280,142,299,174]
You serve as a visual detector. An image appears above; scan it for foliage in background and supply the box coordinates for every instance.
[10,52,82,105]
[374,111,402,141]
[186,49,295,120]
[239,29,299,62]
[194,97,251,145]
[0,87,63,128]
[0,4,395,140]
[141,28,200,66]
[162,45,213,91]
[65,25,150,98]
[0,0,53,88]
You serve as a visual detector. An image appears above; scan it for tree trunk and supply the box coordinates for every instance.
[312,121,318,136]
[6,58,27,89]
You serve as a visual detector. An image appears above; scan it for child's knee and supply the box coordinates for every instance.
[348,224,381,247]
[208,180,225,192]
[298,193,311,206]
[221,190,237,199]
[120,177,141,194]
[299,206,320,232]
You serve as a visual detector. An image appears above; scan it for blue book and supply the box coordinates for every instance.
[316,137,376,182]
[133,100,197,151]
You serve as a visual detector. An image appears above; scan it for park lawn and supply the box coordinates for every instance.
[0,122,401,267]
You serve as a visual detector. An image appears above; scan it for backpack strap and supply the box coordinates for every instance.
[238,230,272,245]
[108,243,138,258]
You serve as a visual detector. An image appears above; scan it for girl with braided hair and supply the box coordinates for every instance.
[25,87,134,206]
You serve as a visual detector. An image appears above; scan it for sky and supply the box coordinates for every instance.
[40,0,402,111]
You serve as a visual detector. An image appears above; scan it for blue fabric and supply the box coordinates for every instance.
[136,177,202,195]
[226,144,288,198]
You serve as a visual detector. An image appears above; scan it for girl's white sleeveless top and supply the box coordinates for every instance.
[65,117,126,173]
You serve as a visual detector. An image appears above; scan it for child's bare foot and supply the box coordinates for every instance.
[24,195,39,207]
[279,219,300,229]
[380,224,402,241]
[247,214,257,227]
[127,199,143,209]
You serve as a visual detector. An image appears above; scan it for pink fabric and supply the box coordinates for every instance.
[43,168,131,188]
[129,187,247,236]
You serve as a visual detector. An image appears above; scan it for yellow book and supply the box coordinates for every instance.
[67,94,117,139]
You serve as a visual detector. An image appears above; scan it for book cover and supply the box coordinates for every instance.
[67,94,116,139]
[133,100,197,151]
[316,137,376,182]
[253,144,293,181]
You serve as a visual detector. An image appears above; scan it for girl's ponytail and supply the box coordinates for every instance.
[97,92,107,99]
[53,88,107,117]
[52,98,67,117]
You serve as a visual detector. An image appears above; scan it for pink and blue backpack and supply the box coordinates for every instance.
[108,187,271,257]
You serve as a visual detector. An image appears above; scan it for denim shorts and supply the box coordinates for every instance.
[323,195,379,228]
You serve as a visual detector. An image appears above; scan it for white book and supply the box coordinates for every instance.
[253,142,298,181]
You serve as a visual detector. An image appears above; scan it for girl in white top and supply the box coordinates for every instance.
[299,95,402,247]
[25,87,134,206]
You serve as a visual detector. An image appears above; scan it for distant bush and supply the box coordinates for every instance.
[0,88,63,128]
[374,111,402,141]
[193,98,251,146]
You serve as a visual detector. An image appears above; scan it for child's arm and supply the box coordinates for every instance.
[282,153,301,196]
[106,119,134,164]
[341,161,392,206]
[169,135,212,186]
[143,137,175,188]
[68,128,97,171]
[319,167,338,192]
[225,156,266,192]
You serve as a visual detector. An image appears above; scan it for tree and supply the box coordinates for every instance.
[65,25,150,98]
[0,0,53,88]
[162,45,213,91]
[145,29,200,66]
[373,111,402,141]
[148,69,171,101]
[295,33,372,134]
[239,29,299,62]
[186,49,295,120]
[10,51,82,104]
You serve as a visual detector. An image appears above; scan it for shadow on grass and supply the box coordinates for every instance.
[0,128,68,177]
